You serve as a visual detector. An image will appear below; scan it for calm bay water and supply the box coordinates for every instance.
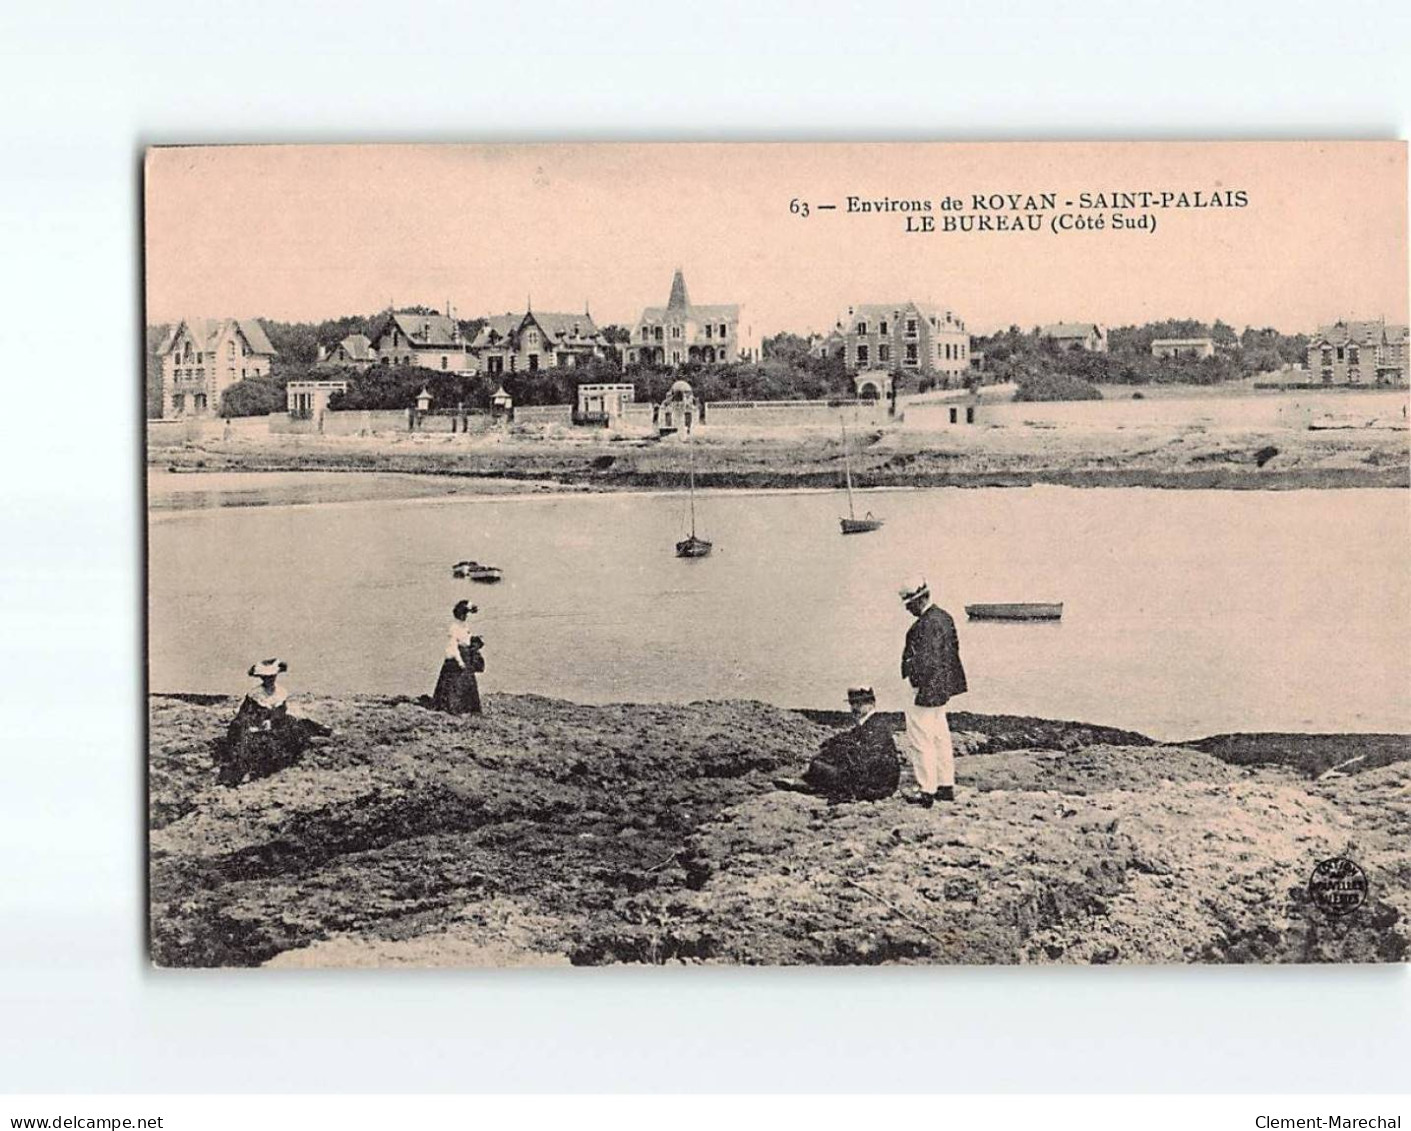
[148,477,1410,741]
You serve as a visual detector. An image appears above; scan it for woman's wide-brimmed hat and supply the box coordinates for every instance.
[898,577,930,604]
[248,658,288,678]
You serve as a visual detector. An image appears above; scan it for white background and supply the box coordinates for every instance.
[1,0,1408,1095]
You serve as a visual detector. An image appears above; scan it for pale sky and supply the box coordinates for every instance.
[145,142,1407,337]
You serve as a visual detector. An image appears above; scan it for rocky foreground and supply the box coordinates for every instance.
[148,694,1410,967]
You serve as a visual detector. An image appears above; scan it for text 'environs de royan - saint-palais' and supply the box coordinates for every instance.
[787,189,1250,236]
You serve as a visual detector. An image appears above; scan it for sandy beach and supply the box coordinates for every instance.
[148,693,1410,967]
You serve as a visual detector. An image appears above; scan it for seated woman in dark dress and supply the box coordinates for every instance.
[432,600,484,715]
[215,659,329,786]
[775,687,900,802]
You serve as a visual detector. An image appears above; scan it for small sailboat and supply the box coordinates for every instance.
[838,418,884,535]
[675,431,712,558]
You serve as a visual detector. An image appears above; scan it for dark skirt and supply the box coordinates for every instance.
[432,658,482,714]
[214,701,326,786]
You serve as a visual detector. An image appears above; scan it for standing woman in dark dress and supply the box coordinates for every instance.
[432,599,483,714]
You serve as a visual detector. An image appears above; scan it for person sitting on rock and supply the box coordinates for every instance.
[775,687,901,802]
[214,658,329,786]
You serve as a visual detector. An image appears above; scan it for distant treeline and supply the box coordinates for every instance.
[974,320,1310,402]
[979,321,1307,388]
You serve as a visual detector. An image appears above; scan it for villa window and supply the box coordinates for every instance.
[1348,346,1360,366]
[705,324,713,339]
[1336,347,1344,361]
[857,321,867,335]
[528,354,539,372]
[1321,349,1333,367]
[906,320,918,337]
[878,344,890,364]
[441,356,448,369]
[879,321,888,336]
[906,343,918,364]
[654,327,663,342]
[228,342,235,358]
[672,326,681,339]
[719,324,726,337]
[856,345,870,366]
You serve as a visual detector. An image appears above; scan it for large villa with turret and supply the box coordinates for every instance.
[622,270,757,368]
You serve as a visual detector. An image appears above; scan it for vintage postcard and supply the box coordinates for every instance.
[145,142,1409,967]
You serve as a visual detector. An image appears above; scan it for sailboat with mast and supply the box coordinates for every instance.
[838,418,884,535]
[675,430,712,558]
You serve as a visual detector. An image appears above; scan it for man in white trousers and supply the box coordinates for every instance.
[898,577,968,808]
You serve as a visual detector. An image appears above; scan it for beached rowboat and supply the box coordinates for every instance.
[965,602,1063,621]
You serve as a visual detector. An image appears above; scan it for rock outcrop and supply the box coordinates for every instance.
[148,694,1408,967]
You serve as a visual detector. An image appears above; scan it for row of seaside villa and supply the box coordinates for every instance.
[154,271,1409,420]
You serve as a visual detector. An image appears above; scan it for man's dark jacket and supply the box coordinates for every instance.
[804,712,901,801]
[902,604,968,707]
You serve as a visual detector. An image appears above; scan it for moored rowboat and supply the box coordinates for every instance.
[452,560,504,583]
[965,602,1063,621]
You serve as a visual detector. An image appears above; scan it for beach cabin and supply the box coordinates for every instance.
[576,382,636,425]
[660,379,696,432]
[285,380,348,431]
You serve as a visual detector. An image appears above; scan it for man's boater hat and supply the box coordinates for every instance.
[847,686,876,705]
[248,658,288,678]
[898,577,930,604]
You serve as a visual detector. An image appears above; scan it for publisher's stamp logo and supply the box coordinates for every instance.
[1308,857,1368,917]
